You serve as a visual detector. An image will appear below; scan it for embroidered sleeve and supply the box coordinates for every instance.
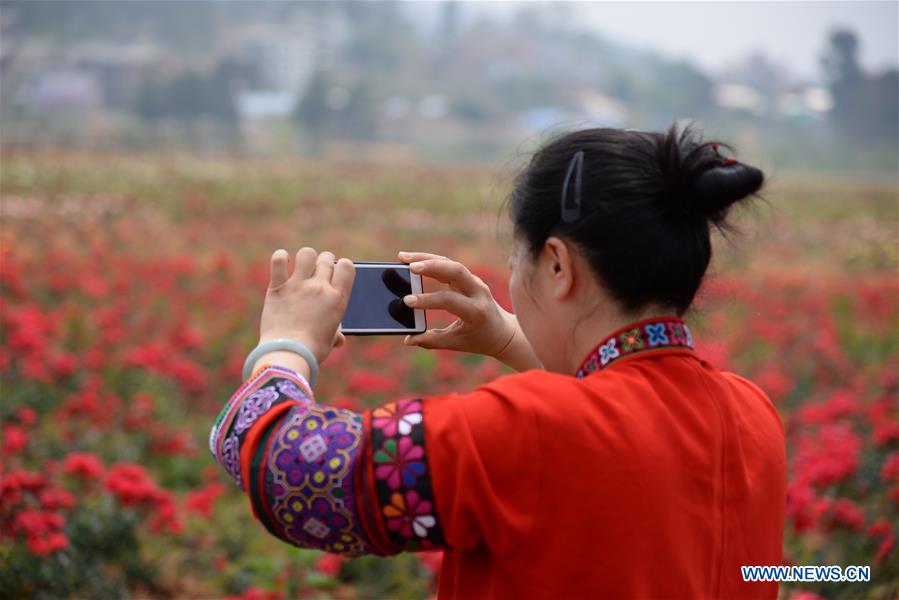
[208,363,450,556]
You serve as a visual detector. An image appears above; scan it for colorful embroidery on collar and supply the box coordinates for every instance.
[575,316,694,379]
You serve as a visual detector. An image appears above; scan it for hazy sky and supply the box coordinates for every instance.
[456,1,898,81]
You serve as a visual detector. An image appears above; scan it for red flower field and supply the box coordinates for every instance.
[1,152,896,598]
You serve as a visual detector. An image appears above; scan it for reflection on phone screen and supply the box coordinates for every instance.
[342,267,416,329]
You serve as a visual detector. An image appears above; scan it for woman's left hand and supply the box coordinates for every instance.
[259,247,355,365]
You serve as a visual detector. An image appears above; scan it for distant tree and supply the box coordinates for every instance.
[868,68,899,147]
[137,64,238,125]
[821,28,897,151]
[821,29,866,139]
[440,1,460,47]
[294,69,337,154]
[167,71,213,122]
[342,1,415,73]
[340,78,379,140]
[137,73,167,122]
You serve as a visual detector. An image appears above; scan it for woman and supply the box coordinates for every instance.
[209,124,786,599]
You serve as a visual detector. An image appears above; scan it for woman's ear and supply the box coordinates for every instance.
[543,236,575,300]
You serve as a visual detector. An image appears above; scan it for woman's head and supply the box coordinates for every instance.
[504,122,765,372]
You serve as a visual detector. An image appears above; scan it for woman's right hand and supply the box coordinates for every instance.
[396,251,542,371]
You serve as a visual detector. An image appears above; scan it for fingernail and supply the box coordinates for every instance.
[410,261,422,272]
[403,294,417,306]
[398,251,409,256]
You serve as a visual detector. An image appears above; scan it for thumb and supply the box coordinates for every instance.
[333,331,346,348]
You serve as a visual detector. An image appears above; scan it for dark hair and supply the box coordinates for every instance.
[505,122,765,316]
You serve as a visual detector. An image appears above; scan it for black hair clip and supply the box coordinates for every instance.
[561,150,584,223]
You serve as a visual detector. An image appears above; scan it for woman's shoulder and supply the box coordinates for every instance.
[717,369,785,437]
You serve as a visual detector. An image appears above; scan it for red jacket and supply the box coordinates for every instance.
[210,315,787,599]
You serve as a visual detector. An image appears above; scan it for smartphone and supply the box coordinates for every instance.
[337,261,427,336]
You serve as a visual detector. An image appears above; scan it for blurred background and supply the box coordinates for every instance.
[0,0,896,173]
[1,2,897,600]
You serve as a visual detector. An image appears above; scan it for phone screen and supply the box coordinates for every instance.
[341,265,417,330]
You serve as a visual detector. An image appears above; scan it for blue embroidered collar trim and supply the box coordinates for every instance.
[575,316,695,379]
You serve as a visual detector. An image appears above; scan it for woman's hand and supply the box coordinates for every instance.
[259,247,355,366]
[397,251,539,370]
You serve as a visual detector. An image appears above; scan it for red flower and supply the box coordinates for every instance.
[874,534,895,564]
[314,553,345,576]
[13,509,66,553]
[348,370,400,395]
[825,499,864,532]
[49,352,78,378]
[2,424,28,456]
[874,421,899,447]
[64,452,105,480]
[330,395,362,412]
[185,482,224,519]
[39,486,76,511]
[867,518,893,539]
[882,452,899,482]
[361,340,393,361]
[14,406,37,427]
[26,531,68,556]
[3,470,46,492]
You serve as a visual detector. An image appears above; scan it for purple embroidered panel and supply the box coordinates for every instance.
[370,398,447,551]
[576,317,695,379]
[262,403,370,556]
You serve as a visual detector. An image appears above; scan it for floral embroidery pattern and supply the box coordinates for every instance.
[645,323,669,347]
[668,321,690,346]
[619,328,644,352]
[264,402,368,556]
[598,339,620,366]
[372,401,423,436]
[374,437,426,489]
[370,398,447,551]
[383,490,437,538]
[576,317,695,379]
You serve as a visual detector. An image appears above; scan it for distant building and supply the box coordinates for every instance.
[70,41,161,109]
[17,70,102,110]
[236,91,298,120]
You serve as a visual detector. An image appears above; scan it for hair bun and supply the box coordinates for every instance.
[654,124,765,225]
[691,159,764,223]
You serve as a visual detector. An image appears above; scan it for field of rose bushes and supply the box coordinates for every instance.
[0,150,897,599]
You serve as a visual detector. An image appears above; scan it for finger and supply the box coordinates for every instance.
[293,247,317,279]
[269,249,290,289]
[408,259,481,295]
[313,250,335,281]
[331,258,356,299]
[333,330,345,348]
[403,289,478,320]
[404,323,459,350]
[397,251,448,263]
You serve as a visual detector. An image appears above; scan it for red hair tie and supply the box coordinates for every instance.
[711,143,737,166]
